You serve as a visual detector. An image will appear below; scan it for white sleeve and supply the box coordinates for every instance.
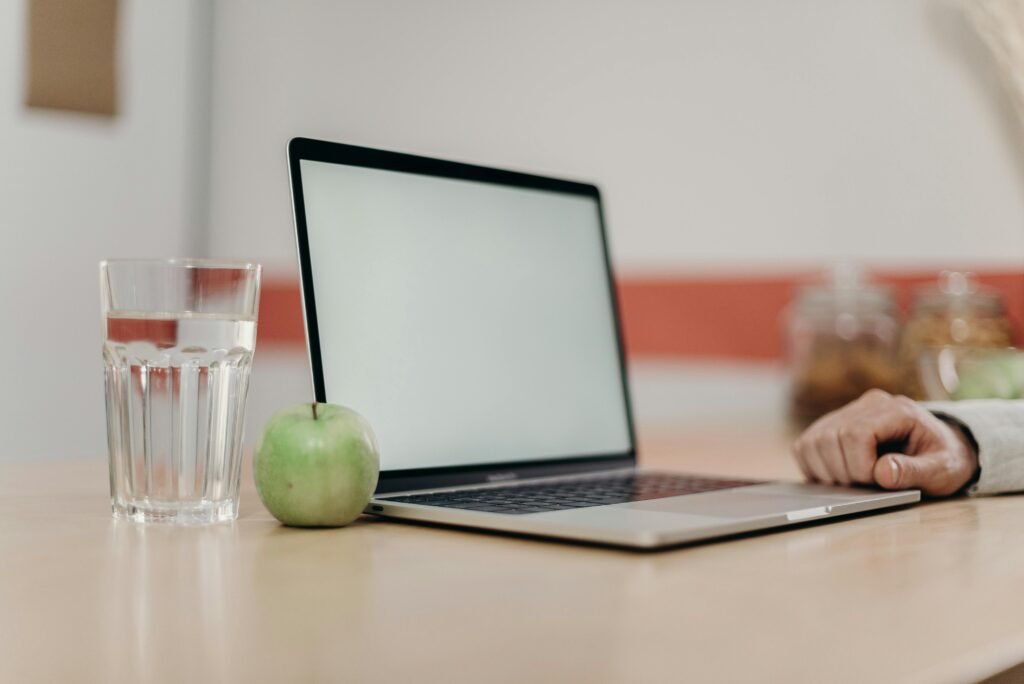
[924,400,1024,496]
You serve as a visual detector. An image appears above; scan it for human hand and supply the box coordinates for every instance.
[793,389,978,496]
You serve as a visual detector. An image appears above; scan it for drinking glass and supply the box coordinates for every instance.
[100,259,261,523]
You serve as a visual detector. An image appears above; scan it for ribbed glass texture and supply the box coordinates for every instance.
[100,259,261,524]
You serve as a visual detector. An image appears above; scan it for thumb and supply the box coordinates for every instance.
[873,453,942,493]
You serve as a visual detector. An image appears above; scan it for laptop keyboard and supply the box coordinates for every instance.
[383,472,756,515]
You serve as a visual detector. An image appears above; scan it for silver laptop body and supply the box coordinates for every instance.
[287,138,919,549]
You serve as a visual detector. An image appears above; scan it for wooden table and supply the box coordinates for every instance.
[3,429,1024,683]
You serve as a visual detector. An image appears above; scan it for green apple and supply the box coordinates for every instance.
[254,403,380,527]
[953,364,1012,400]
[953,354,1024,401]
[1000,354,1024,396]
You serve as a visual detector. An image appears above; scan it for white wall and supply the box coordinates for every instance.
[0,1,211,461]
[19,1,1020,461]
[207,0,1024,276]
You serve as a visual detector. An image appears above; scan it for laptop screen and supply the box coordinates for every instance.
[296,150,632,475]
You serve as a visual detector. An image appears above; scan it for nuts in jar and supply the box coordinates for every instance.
[900,272,1013,398]
[786,266,902,430]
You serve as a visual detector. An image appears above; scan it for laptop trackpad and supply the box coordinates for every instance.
[631,489,843,519]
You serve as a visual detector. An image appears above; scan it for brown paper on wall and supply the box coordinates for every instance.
[25,0,119,116]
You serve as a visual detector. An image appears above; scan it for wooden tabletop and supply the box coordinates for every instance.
[3,428,1024,683]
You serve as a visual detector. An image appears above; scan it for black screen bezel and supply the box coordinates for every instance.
[287,137,637,493]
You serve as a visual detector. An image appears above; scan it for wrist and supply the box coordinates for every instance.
[937,415,981,493]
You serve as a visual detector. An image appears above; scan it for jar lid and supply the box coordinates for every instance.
[796,264,894,313]
[911,271,1004,315]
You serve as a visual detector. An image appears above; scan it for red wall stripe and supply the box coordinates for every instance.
[257,269,1024,360]
[617,277,797,360]
[258,280,307,348]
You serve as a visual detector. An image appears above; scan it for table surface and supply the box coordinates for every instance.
[3,428,1024,683]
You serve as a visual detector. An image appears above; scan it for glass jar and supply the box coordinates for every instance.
[786,266,902,430]
[901,271,1013,399]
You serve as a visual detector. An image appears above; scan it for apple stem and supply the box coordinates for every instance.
[312,402,318,420]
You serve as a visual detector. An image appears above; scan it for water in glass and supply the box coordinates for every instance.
[104,311,256,523]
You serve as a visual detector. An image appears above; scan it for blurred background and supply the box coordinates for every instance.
[5,0,1024,463]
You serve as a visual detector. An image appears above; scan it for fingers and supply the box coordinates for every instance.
[857,392,922,445]
[791,442,814,481]
[873,453,907,490]
[792,390,926,487]
[794,434,832,484]
[836,426,877,484]
[873,454,944,495]
[796,421,868,486]
[805,447,833,484]
[874,449,974,497]
[815,430,850,485]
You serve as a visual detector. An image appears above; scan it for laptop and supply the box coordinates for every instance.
[286,137,919,549]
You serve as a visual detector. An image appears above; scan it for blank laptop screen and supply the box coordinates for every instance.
[299,158,632,472]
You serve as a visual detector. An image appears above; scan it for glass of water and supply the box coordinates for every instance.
[100,259,261,524]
